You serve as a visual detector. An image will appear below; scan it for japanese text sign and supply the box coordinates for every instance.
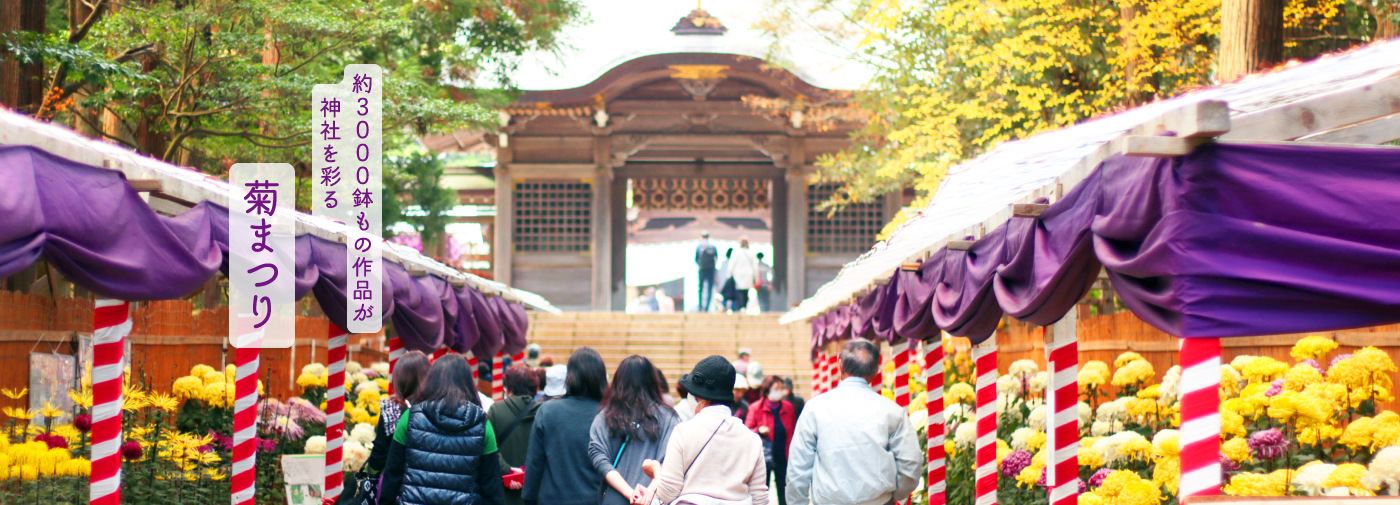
[229,163,295,348]
[313,65,382,333]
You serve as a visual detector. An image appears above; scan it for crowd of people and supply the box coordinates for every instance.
[364,340,922,505]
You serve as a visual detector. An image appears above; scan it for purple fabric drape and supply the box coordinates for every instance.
[1096,143,1400,337]
[493,295,529,356]
[854,142,1400,351]
[468,288,505,358]
[2,144,534,355]
[0,146,224,300]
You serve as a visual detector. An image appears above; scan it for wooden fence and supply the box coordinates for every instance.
[0,293,387,423]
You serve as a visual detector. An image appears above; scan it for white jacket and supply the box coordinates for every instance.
[786,378,923,505]
[726,248,759,290]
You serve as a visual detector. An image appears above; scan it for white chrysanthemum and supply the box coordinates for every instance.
[1363,446,1400,495]
[1152,429,1180,452]
[997,374,1021,398]
[343,440,370,472]
[355,380,381,393]
[1095,397,1129,423]
[1077,402,1093,428]
[349,422,376,446]
[1230,355,1257,373]
[945,403,971,429]
[955,422,978,448]
[370,362,391,378]
[346,361,363,375]
[1009,359,1039,378]
[1011,427,1039,451]
[908,408,928,430]
[350,372,369,385]
[1029,372,1049,393]
[1093,431,1145,466]
[304,436,327,454]
[302,363,327,376]
[1091,420,1125,437]
[1027,405,1048,431]
[1295,463,1338,496]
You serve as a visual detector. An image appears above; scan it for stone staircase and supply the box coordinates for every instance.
[526,312,817,396]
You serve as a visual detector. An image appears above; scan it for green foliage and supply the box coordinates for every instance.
[386,152,458,251]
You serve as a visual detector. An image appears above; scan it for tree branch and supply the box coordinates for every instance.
[70,0,108,44]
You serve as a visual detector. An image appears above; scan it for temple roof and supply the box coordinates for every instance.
[493,0,873,92]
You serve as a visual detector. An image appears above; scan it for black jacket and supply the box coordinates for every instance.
[522,397,602,505]
[378,400,506,505]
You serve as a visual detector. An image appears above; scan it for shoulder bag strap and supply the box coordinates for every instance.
[494,401,534,443]
[683,419,727,478]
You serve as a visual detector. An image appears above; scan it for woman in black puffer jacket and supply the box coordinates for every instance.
[378,353,507,505]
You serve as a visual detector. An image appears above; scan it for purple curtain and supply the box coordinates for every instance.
[467,287,505,358]
[0,146,224,300]
[847,142,1400,351]
[2,144,535,355]
[492,295,529,356]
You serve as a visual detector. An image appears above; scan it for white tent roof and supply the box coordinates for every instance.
[781,40,1400,324]
[0,109,560,314]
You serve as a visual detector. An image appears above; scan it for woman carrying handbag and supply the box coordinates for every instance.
[632,355,768,505]
[745,377,796,505]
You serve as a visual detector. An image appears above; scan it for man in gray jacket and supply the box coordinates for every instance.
[786,340,923,505]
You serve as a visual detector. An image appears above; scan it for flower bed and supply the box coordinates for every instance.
[895,336,1400,504]
[0,359,389,504]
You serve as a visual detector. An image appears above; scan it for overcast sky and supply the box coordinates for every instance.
[501,0,873,90]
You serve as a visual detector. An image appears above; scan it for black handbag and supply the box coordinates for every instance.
[761,437,775,469]
[339,468,378,505]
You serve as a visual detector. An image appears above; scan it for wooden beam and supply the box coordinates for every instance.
[608,100,755,115]
[1012,203,1049,217]
[614,163,785,179]
[900,261,922,271]
[947,240,975,251]
[1122,136,1210,156]
[406,265,428,277]
[449,278,466,288]
[503,163,597,180]
[128,179,163,192]
[1298,111,1400,144]
[1222,75,1400,142]
[1167,100,1232,138]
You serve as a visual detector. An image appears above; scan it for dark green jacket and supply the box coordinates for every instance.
[487,395,539,505]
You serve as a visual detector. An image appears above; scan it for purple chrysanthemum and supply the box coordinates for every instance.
[1077,478,1088,493]
[363,369,381,379]
[120,441,144,461]
[1001,450,1033,477]
[1265,379,1284,397]
[1329,354,1354,371]
[73,414,92,434]
[259,398,289,418]
[1300,359,1322,372]
[1220,452,1240,472]
[289,397,327,423]
[1089,468,1113,488]
[1036,466,1048,487]
[1248,428,1290,460]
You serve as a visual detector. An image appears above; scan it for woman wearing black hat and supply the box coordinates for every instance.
[632,355,768,505]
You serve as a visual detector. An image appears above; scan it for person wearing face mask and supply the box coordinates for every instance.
[745,376,796,505]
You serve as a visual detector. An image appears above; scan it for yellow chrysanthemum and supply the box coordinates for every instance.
[374,378,390,392]
[68,388,93,409]
[1220,365,1243,396]
[1078,368,1108,390]
[1221,437,1252,464]
[996,439,1011,466]
[1242,357,1289,384]
[1078,492,1107,505]
[225,364,237,383]
[1083,360,1110,376]
[1,388,27,400]
[1290,336,1338,362]
[1026,431,1047,452]
[1078,446,1103,468]
[296,372,322,390]
[1223,472,1288,496]
[1325,463,1368,489]
[172,376,204,401]
[1114,352,1145,368]
[946,383,975,404]
[1097,470,1140,497]
[1153,456,1181,495]
[1136,385,1161,400]
[1112,360,1155,388]
[189,364,216,380]
[147,392,178,412]
[201,370,226,386]
[1355,347,1398,374]
[1339,417,1377,450]
[1297,425,1341,446]
[1283,363,1323,392]
[203,382,230,408]
[1117,438,1154,462]
[1016,463,1043,488]
[1118,478,1163,505]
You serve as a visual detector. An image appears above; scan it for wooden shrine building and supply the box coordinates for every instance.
[431,9,897,311]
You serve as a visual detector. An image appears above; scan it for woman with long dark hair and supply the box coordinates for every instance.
[367,351,430,474]
[590,356,680,505]
[522,347,608,505]
[745,375,797,505]
[378,353,506,505]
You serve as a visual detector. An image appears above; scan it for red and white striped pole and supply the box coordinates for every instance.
[973,341,998,505]
[431,348,448,362]
[324,324,349,504]
[512,351,525,368]
[870,340,885,392]
[231,320,262,505]
[893,338,911,409]
[1046,334,1079,505]
[826,352,839,392]
[1179,337,1222,498]
[811,352,823,397]
[924,337,947,505]
[90,299,130,505]
[468,351,479,386]
[387,336,403,395]
[492,351,504,401]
